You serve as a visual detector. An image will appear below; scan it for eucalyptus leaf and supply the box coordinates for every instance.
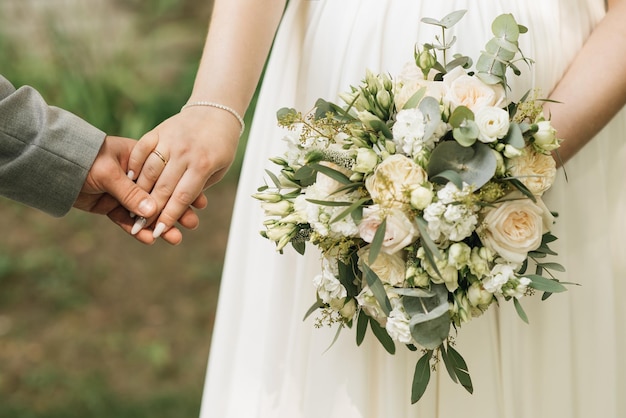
[421,17,443,27]
[362,264,392,315]
[402,87,426,110]
[369,317,396,354]
[368,117,393,139]
[452,122,479,147]
[447,345,473,394]
[491,13,520,42]
[403,284,450,349]
[431,169,464,190]
[303,299,324,321]
[448,105,474,129]
[440,344,458,383]
[305,199,354,207]
[439,9,467,29]
[535,262,566,272]
[264,169,283,189]
[369,219,387,264]
[513,297,529,324]
[504,123,525,148]
[419,96,443,141]
[427,141,497,190]
[416,217,443,262]
[390,287,435,298]
[527,274,568,293]
[314,98,357,122]
[310,163,352,185]
[411,350,433,404]
[356,311,369,346]
[330,197,370,223]
[292,240,306,255]
[322,325,344,354]
[293,165,317,186]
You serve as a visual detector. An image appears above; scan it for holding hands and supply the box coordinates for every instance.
[126,101,242,239]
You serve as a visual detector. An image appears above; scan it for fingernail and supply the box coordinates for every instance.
[129,211,136,218]
[153,222,167,239]
[127,170,135,180]
[131,217,147,235]
[138,198,156,216]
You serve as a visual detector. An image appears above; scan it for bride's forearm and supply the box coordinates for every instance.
[187,0,288,116]
[544,0,626,163]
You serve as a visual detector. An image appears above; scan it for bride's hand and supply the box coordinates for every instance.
[127,105,241,238]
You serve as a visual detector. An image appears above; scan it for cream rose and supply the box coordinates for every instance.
[358,205,419,254]
[479,192,554,264]
[507,147,557,196]
[315,161,352,196]
[443,66,507,113]
[365,154,428,208]
[474,106,510,143]
[394,78,448,110]
[358,246,406,286]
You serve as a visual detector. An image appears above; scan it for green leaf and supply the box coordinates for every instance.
[427,141,497,190]
[421,17,442,26]
[535,262,566,272]
[338,257,359,297]
[415,217,443,262]
[440,9,467,28]
[419,96,443,140]
[402,87,426,110]
[452,121,479,147]
[356,311,369,346]
[310,163,352,185]
[368,118,393,139]
[292,240,306,255]
[362,264,392,316]
[431,169,464,190]
[403,284,450,349]
[330,197,370,223]
[369,219,387,264]
[322,325,344,353]
[314,98,357,122]
[305,199,353,207]
[527,274,568,293]
[513,297,529,324]
[293,165,317,186]
[303,299,324,321]
[448,105,475,128]
[411,350,433,404]
[264,169,283,189]
[440,344,458,383]
[504,123,525,149]
[505,177,537,202]
[369,317,395,354]
[492,13,520,43]
[447,344,473,394]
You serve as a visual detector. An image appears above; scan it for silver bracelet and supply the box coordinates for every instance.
[181,101,245,136]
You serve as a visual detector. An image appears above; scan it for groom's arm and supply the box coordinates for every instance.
[0,74,105,217]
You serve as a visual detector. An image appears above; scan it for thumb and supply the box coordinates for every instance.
[105,174,157,218]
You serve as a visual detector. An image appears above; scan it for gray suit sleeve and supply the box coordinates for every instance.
[0,75,106,217]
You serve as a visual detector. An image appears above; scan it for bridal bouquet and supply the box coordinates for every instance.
[254,10,567,403]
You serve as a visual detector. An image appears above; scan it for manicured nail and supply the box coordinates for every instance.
[131,217,147,235]
[129,212,136,218]
[127,170,135,180]
[153,222,167,239]
[137,198,156,216]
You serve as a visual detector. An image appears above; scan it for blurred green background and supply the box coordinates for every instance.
[0,1,250,416]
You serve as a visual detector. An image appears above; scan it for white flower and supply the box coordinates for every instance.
[394,63,448,110]
[313,260,347,304]
[474,106,510,143]
[260,200,292,217]
[468,246,494,278]
[410,186,434,210]
[357,246,406,286]
[315,161,352,196]
[356,286,387,326]
[503,276,531,299]
[479,192,554,264]
[443,66,507,113]
[507,147,557,196]
[448,242,471,269]
[385,307,413,344]
[533,120,560,152]
[483,263,517,293]
[365,154,428,209]
[358,205,419,254]
[417,247,459,292]
[467,281,495,307]
[353,148,379,174]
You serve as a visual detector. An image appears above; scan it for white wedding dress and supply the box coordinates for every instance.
[199,1,625,417]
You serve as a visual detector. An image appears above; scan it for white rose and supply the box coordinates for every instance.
[533,120,560,152]
[315,161,352,196]
[353,148,379,174]
[339,299,357,319]
[507,147,557,196]
[358,246,406,286]
[474,106,510,143]
[358,205,418,254]
[479,192,554,264]
[410,186,434,210]
[443,66,507,113]
[365,154,428,208]
[467,281,495,307]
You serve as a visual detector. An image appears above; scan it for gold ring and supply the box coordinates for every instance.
[151,149,168,166]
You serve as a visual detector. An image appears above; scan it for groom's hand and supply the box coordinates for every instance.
[73,135,200,245]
